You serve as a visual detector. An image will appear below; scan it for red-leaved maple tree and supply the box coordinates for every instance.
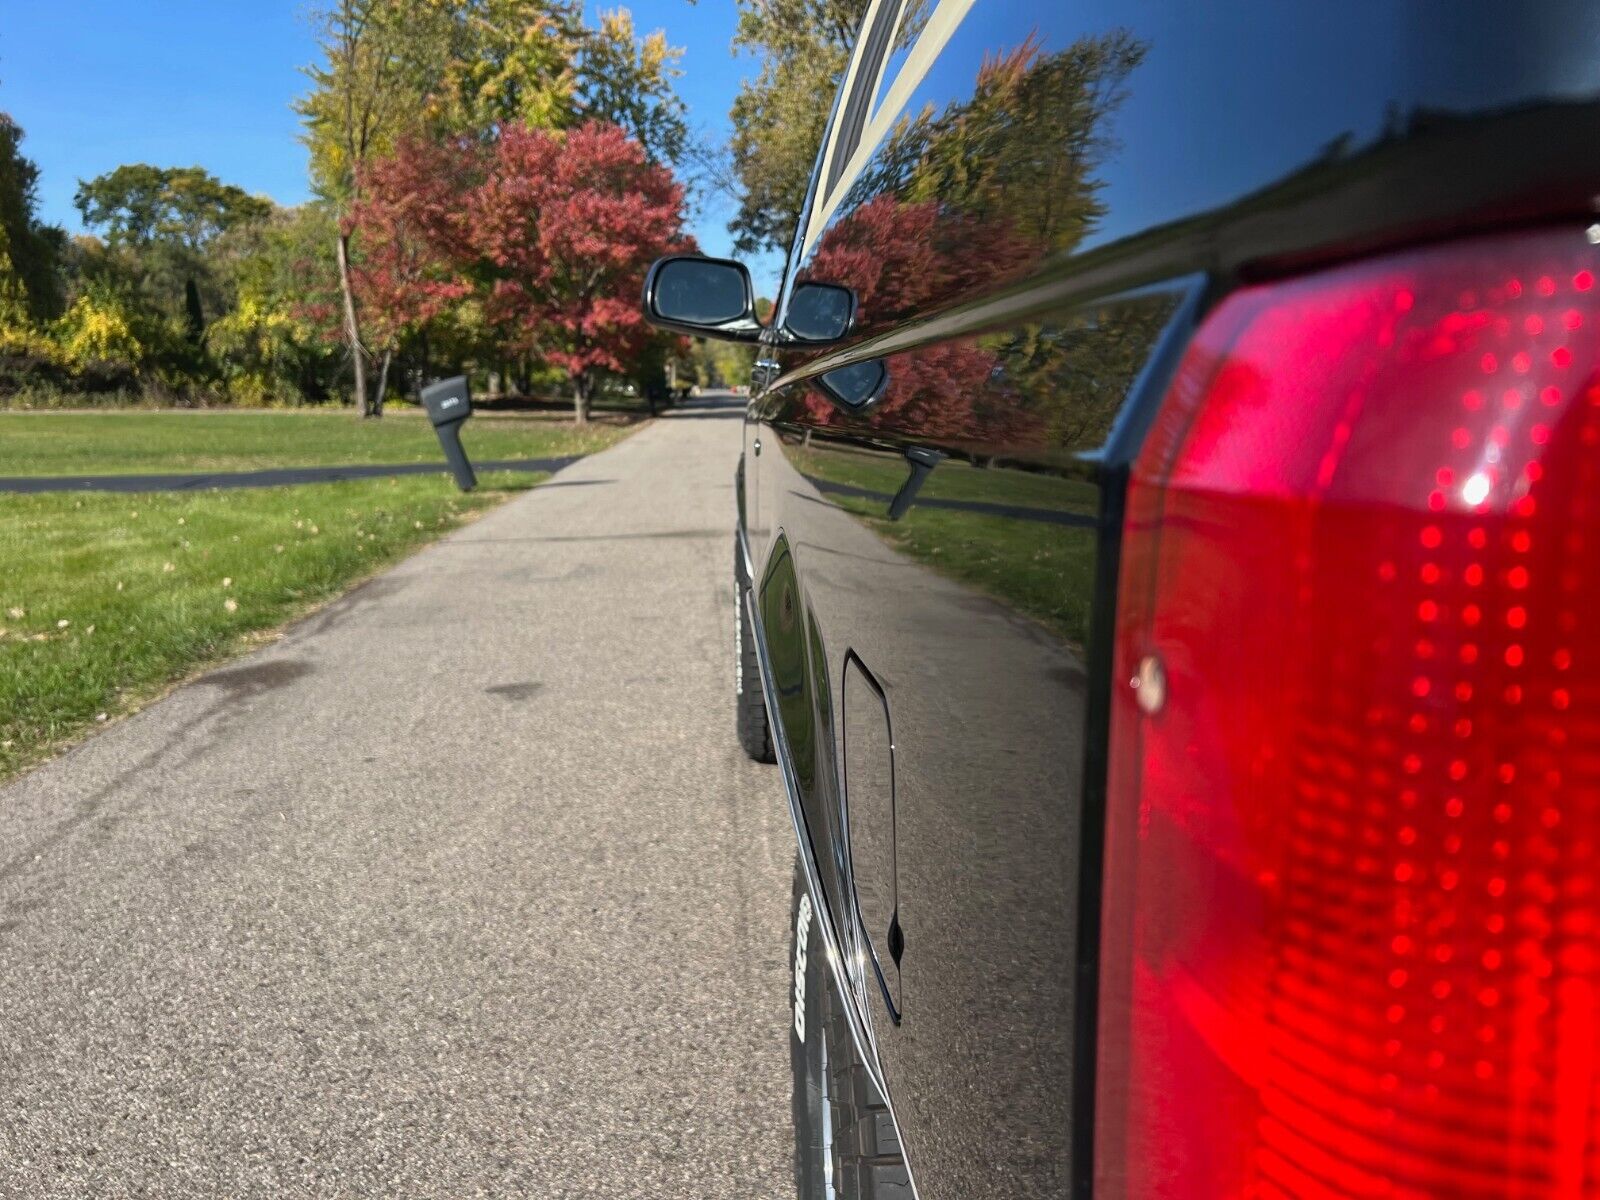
[347,137,477,414]
[468,121,691,423]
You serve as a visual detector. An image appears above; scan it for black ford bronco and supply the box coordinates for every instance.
[647,2,1600,1196]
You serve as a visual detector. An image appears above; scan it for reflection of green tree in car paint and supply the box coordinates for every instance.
[983,294,1176,452]
[798,30,1150,450]
[845,30,1146,255]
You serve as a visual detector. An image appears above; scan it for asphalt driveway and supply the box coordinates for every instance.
[0,394,795,1197]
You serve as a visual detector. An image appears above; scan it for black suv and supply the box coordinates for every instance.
[647,3,1600,1196]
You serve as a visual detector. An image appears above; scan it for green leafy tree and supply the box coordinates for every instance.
[0,113,66,324]
[73,164,271,254]
[424,3,687,163]
[727,0,868,255]
[72,164,271,334]
[426,0,578,138]
[208,204,345,404]
[299,0,449,414]
[577,9,688,166]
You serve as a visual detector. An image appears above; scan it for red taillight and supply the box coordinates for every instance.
[1096,227,1600,1198]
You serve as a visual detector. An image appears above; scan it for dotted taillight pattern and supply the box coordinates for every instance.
[1096,228,1600,1198]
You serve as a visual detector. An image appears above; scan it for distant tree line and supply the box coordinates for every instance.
[0,0,696,419]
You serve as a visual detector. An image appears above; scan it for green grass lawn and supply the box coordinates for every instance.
[0,409,633,477]
[792,444,1099,644]
[0,410,636,781]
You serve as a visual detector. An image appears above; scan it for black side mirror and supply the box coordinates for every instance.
[782,282,856,343]
[815,359,889,411]
[643,255,762,343]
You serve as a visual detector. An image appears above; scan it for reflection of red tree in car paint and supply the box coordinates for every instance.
[799,196,1040,443]
[805,196,1034,332]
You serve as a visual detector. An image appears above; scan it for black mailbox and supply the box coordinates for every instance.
[420,375,477,493]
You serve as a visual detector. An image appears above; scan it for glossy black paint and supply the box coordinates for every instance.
[710,2,1600,1196]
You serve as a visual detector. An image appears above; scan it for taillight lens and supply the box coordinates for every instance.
[1097,227,1600,1198]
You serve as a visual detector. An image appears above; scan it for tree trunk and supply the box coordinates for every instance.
[335,230,370,418]
[374,349,392,418]
[573,375,590,425]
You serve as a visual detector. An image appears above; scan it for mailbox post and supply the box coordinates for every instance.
[887,445,945,521]
[420,375,477,493]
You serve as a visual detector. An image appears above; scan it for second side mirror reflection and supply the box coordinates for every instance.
[783,282,855,343]
[816,359,889,411]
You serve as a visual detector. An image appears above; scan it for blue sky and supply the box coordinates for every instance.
[1,0,753,260]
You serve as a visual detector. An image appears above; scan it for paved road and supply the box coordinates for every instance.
[0,394,797,1198]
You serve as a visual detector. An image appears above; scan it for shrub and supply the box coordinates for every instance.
[54,289,147,368]
[207,296,321,406]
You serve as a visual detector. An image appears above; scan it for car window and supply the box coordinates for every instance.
[803,0,987,260]
[823,0,903,199]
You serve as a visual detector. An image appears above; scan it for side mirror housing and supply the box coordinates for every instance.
[643,255,762,343]
[783,281,856,344]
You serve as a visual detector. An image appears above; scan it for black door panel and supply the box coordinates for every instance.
[760,419,1085,1196]
[758,534,849,921]
[754,284,1179,1196]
